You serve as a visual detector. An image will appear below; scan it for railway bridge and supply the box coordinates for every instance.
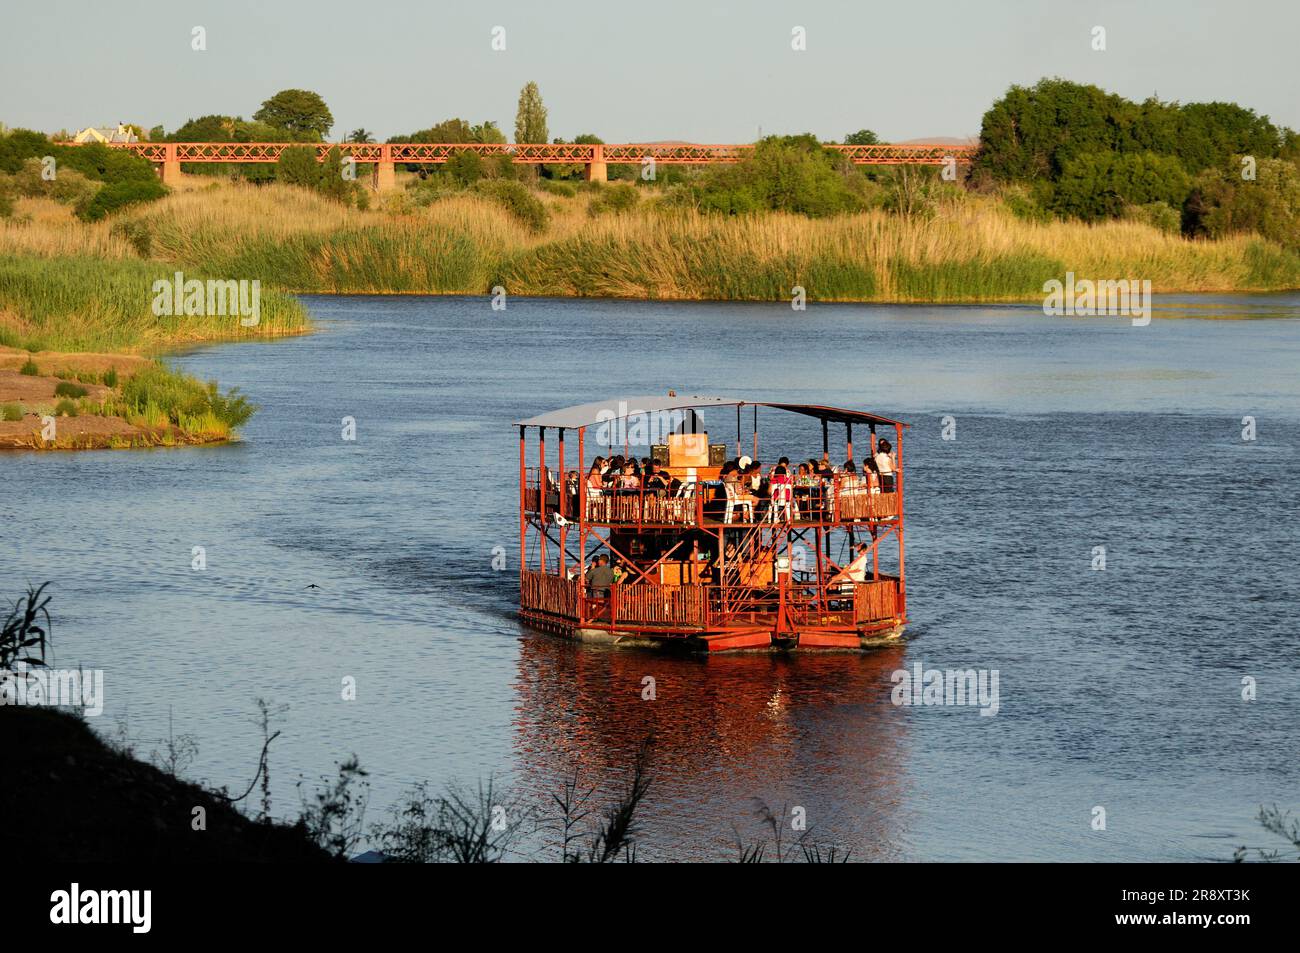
[98,140,978,190]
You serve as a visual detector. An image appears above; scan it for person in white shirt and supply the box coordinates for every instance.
[873,436,896,492]
[827,544,870,592]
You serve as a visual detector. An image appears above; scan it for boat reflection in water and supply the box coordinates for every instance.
[511,633,912,861]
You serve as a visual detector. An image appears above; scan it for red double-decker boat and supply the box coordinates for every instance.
[516,395,908,651]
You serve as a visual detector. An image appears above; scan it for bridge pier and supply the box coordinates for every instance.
[583,143,607,183]
[159,143,183,188]
[374,160,396,192]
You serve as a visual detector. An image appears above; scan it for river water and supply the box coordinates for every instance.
[3,293,1298,861]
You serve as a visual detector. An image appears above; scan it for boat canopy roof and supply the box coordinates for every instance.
[515,395,907,430]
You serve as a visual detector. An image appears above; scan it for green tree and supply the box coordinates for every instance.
[316,146,353,202]
[347,128,374,143]
[275,145,321,187]
[446,149,485,186]
[514,82,548,144]
[843,129,879,146]
[977,77,1294,186]
[470,121,506,144]
[1050,151,1191,221]
[254,89,334,140]
[1185,157,1300,249]
[685,134,862,217]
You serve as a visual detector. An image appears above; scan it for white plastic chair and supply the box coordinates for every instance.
[768,481,798,522]
[723,481,753,524]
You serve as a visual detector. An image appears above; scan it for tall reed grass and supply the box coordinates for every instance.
[3,183,1296,360]
[0,254,309,353]
[95,182,1299,302]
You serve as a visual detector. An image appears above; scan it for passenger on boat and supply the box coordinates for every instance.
[873,436,896,492]
[863,457,881,495]
[769,464,796,521]
[722,463,758,514]
[586,555,615,598]
[841,459,863,492]
[587,462,605,495]
[827,543,870,593]
[617,463,641,491]
[644,464,670,495]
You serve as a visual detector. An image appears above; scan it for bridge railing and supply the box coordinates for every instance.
[85,140,977,166]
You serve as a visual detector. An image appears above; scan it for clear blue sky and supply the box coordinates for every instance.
[2,0,1296,141]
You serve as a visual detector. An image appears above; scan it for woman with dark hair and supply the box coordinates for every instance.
[874,438,896,493]
[863,456,881,495]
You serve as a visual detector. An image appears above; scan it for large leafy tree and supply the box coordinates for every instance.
[977,78,1293,183]
[843,129,879,145]
[688,134,862,217]
[1050,151,1191,221]
[387,118,504,144]
[253,89,334,140]
[514,82,548,144]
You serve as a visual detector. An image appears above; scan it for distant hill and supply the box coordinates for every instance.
[893,136,978,146]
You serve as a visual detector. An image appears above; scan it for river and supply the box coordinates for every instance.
[3,292,1298,861]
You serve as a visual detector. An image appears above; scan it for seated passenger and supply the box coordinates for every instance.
[827,544,870,592]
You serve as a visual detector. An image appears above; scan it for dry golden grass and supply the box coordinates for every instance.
[5,180,1296,303]
[0,198,136,260]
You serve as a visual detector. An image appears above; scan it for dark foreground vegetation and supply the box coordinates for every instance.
[4,585,1297,863]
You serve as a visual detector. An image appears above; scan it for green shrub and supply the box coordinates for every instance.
[1001,184,1052,223]
[1,403,22,422]
[19,358,38,375]
[588,182,640,216]
[77,178,167,222]
[54,399,77,417]
[1122,201,1182,234]
[538,178,576,198]
[119,363,256,431]
[110,218,153,256]
[8,157,100,206]
[472,179,550,232]
[53,381,88,398]
[446,149,485,187]
[102,367,119,388]
[275,145,322,188]
[1051,151,1191,222]
[683,135,863,217]
[1184,157,1300,249]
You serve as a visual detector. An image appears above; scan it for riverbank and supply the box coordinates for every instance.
[5,181,1299,310]
[1,706,330,862]
[1,179,1295,452]
[0,347,256,449]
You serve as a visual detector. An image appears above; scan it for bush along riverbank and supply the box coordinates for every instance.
[0,349,256,450]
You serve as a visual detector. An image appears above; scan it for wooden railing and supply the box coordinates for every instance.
[584,493,695,525]
[520,569,580,618]
[613,582,708,626]
[835,490,899,521]
[576,484,899,526]
[854,577,900,623]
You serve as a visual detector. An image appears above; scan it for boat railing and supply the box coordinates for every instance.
[520,568,901,629]
[570,478,898,526]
